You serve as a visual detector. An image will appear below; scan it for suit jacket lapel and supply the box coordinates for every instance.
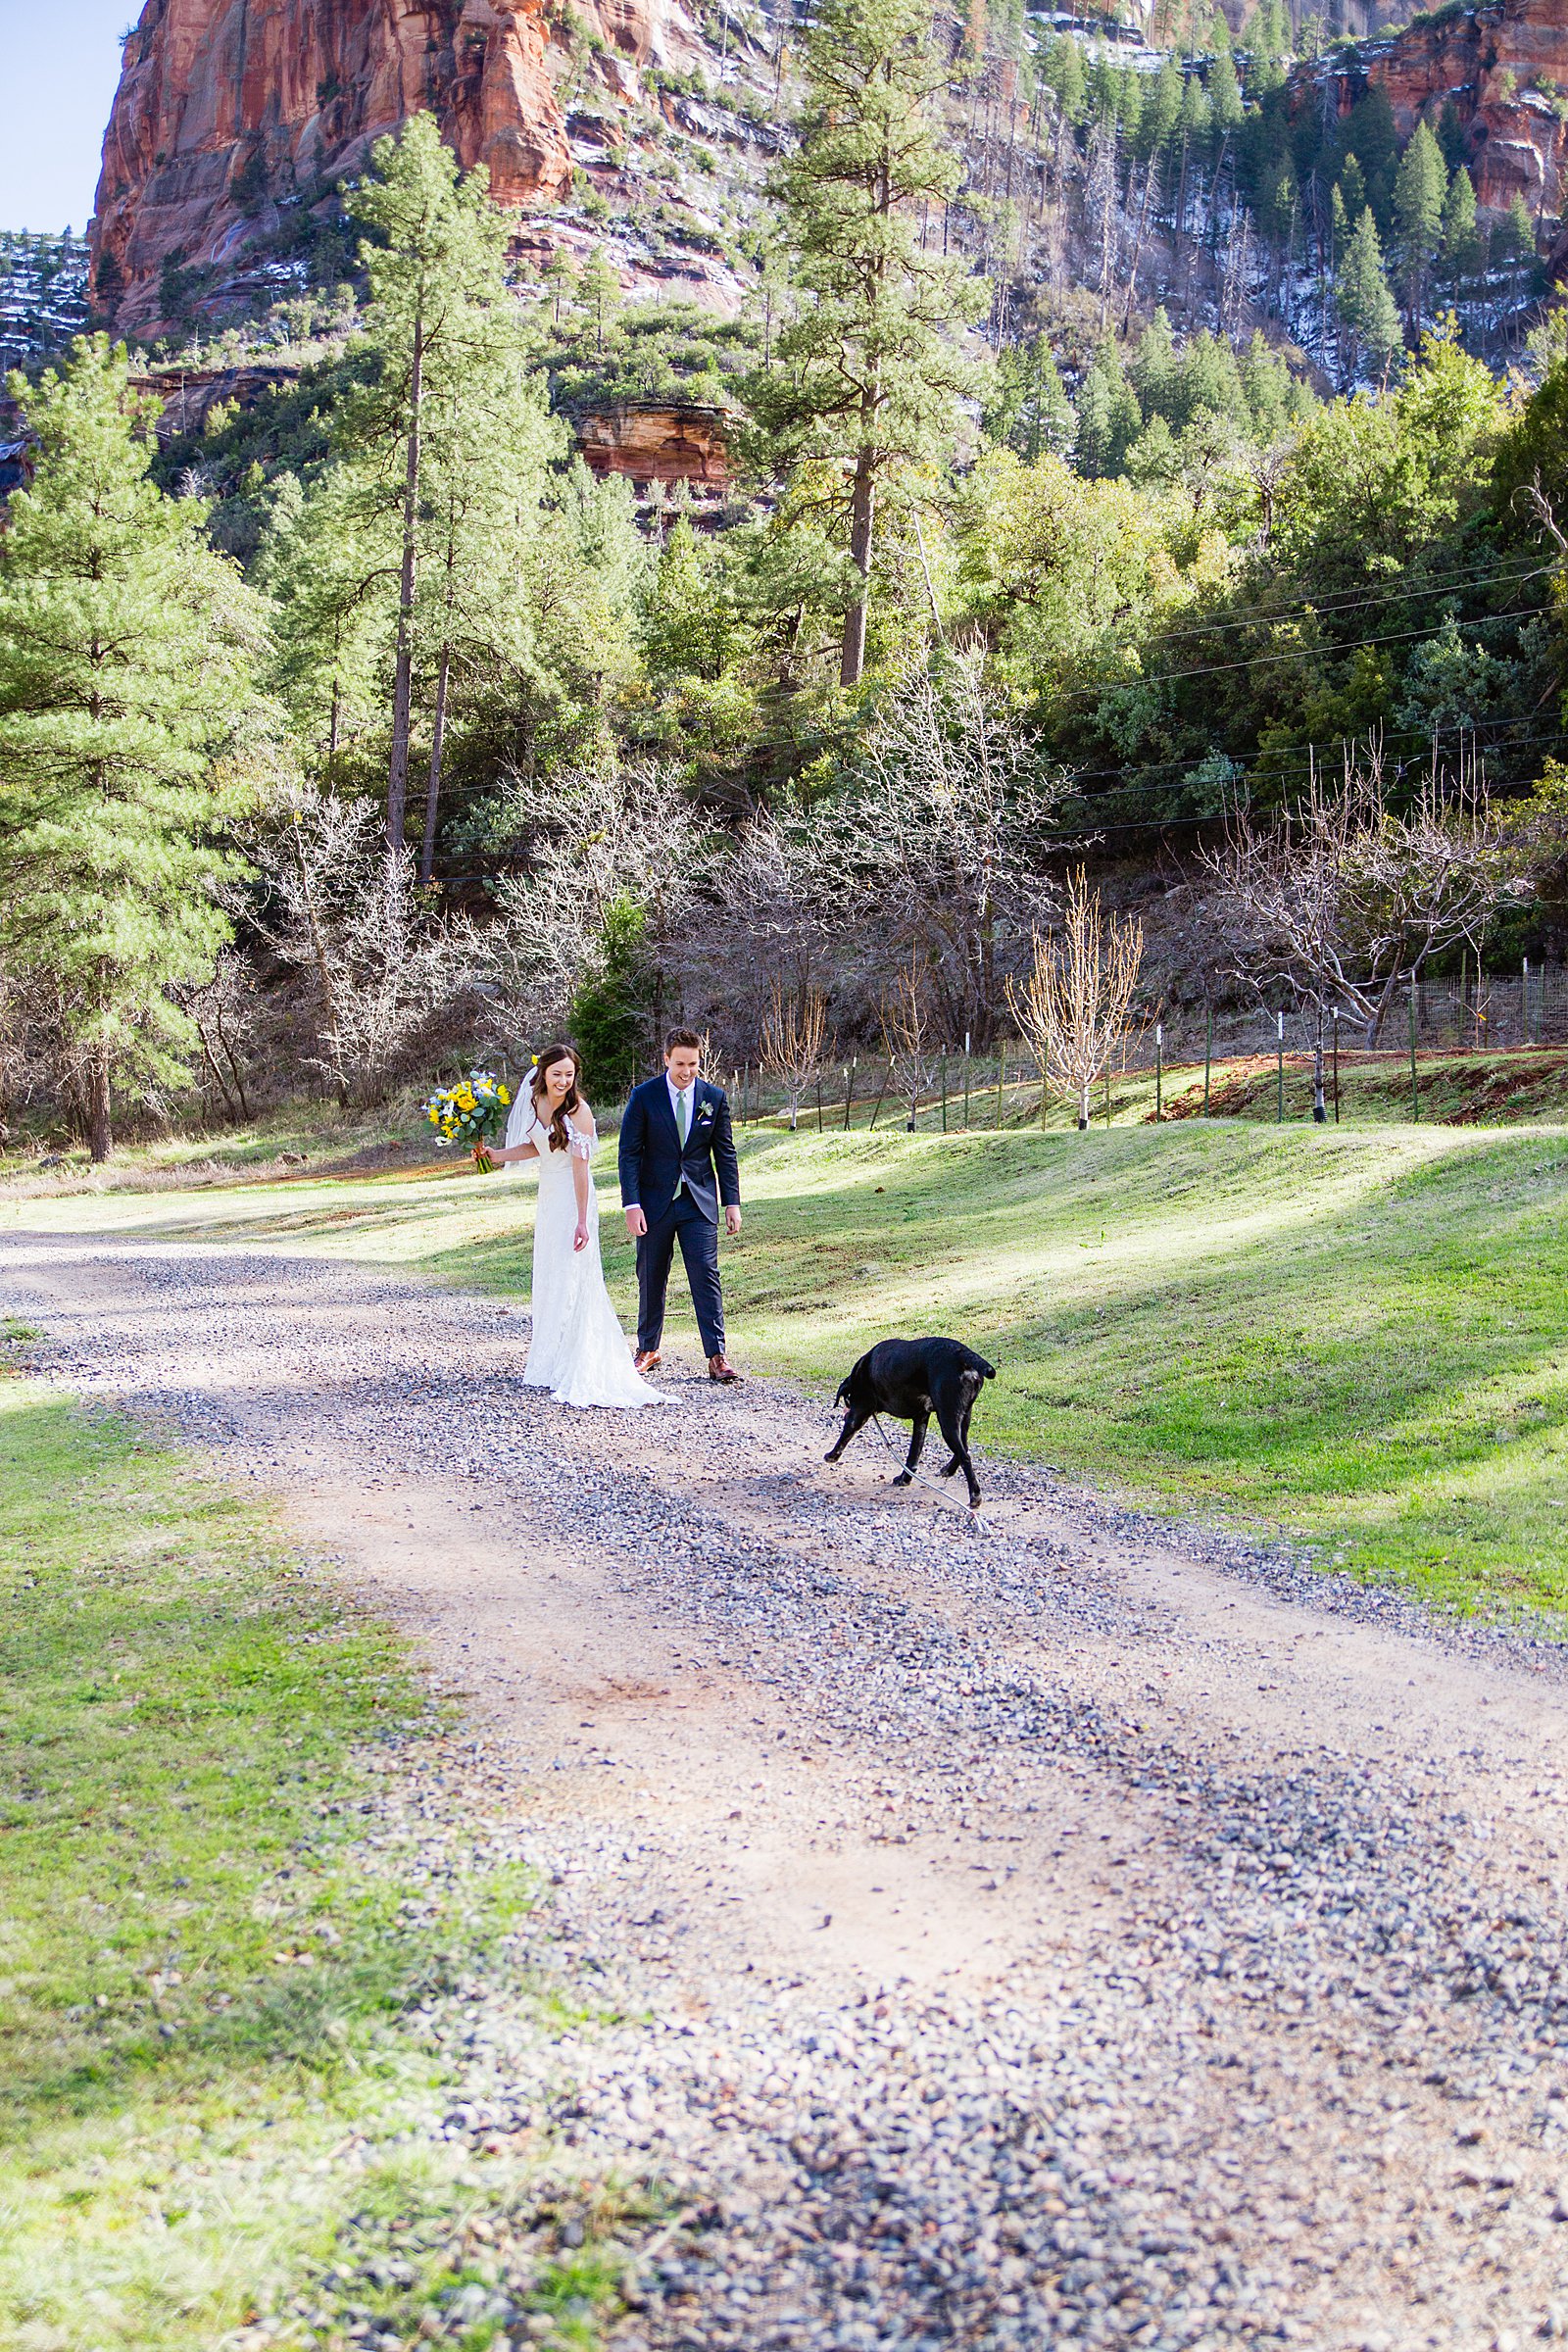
[651,1075,679,1149]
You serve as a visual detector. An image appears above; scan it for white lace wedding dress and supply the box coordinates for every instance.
[503,1100,665,1409]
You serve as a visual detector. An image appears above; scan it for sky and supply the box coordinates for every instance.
[0,0,138,233]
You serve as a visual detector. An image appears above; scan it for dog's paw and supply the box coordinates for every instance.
[939,1458,959,1477]
[823,1447,840,1465]
[893,1471,913,1487]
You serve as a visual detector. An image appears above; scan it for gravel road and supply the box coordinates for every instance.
[6,1228,1568,2352]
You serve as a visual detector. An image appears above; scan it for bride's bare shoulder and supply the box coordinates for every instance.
[569,1099,596,1129]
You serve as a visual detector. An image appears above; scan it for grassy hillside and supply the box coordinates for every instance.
[7,1120,1567,1622]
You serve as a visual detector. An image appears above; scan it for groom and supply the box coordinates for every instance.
[619,1029,743,1384]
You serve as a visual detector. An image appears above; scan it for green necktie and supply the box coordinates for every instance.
[677,1089,689,1147]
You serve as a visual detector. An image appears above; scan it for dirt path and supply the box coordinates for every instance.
[7,1227,1568,2352]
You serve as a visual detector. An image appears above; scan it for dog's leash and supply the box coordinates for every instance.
[864,1410,990,1529]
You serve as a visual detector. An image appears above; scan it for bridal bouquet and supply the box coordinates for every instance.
[423,1069,511,1157]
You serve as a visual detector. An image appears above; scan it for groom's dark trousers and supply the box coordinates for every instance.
[618,1075,740,1359]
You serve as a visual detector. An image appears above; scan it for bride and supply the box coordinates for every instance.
[478,1044,665,1409]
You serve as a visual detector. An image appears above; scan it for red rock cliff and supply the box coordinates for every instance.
[92,0,574,335]
[1309,0,1568,219]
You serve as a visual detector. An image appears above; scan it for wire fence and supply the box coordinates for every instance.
[678,963,1568,1133]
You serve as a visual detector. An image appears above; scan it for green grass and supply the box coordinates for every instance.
[0,1378,642,2351]
[10,1112,1568,1622]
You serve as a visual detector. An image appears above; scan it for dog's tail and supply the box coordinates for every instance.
[833,1376,853,1408]
[965,1352,998,1384]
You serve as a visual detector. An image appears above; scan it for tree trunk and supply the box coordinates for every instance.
[87,1049,112,1163]
[386,305,425,858]
[419,641,452,885]
[841,433,876,689]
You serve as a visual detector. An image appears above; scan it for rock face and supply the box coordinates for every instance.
[576,401,730,486]
[1310,0,1568,219]
[93,0,580,334]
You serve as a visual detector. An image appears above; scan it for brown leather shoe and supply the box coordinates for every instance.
[633,1348,662,1375]
[708,1353,743,1385]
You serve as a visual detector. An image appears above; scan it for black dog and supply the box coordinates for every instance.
[825,1337,997,1510]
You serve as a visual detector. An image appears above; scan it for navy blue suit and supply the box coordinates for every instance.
[618,1075,740,1359]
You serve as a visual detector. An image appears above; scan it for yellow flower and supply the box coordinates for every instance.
[498,1086,511,1103]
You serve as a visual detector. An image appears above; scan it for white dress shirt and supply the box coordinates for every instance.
[667,1075,696,1196]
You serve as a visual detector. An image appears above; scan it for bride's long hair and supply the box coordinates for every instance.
[530,1043,582,1153]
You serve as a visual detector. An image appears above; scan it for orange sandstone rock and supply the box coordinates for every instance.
[92,0,572,335]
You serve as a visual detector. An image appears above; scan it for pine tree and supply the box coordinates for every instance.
[1337,155,1368,223]
[343,114,519,856]
[747,0,983,687]
[576,244,623,354]
[1440,165,1482,285]
[1207,43,1245,143]
[1052,34,1087,126]
[1392,120,1447,336]
[988,335,1075,459]
[0,337,261,1157]
[1335,205,1401,384]
[1148,59,1186,156]
[1129,306,1179,422]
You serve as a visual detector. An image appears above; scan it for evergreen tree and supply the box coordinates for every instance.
[576,244,623,354]
[343,114,521,855]
[1148,59,1186,156]
[1392,120,1447,335]
[1337,154,1368,224]
[748,0,983,687]
[1052,33,1087,125]
[1129,307,1179,422]
[1073,344,1142,476]
[1206,44,1245,142]
[1440,165,1482,285]
[0,337,261,1157]
[988,335,1075,460]
[1179,71,1212,152]
[1336,205,1401,384]
[1436,99,1469,173]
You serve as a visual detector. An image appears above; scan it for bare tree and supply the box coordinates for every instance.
[760,980,828,1130]
[880,950,939,1130]
[1007,869,1145,1130]
[475,760,711,1053]
[1202,742,1514,1046]
[821,649,1063,1047]
[179,949,258,1123]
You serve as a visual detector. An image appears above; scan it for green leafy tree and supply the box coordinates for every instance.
[747,0,983,687]
[1073,343,1143,476]
[0,338,262,1157]
[1392,120,1447,335]
[1336,206,1401,384]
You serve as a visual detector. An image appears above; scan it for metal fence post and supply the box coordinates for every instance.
[1155,1022,1163,1122]
[940,1052,948,1133]
[1276,1011,1284,1124]
[996,1045,1004,1130]
[963,1032,971,1129]
[1203,1005,1212,1117]
[1409,982,1420,1120]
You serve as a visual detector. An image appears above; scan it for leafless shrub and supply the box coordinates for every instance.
[1201,742,1515,1046]
[244,786,470,1104]
[760,981,828,1130]
[1007,869,1145,1129]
